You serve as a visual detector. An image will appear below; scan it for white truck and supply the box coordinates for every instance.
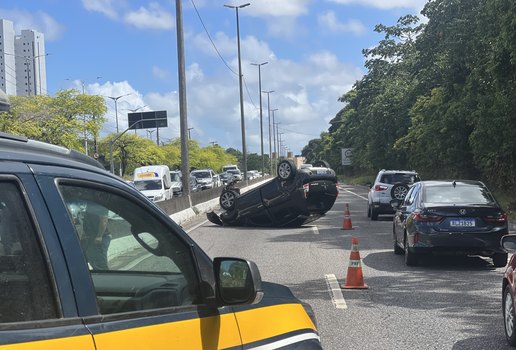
[133,165,173,202]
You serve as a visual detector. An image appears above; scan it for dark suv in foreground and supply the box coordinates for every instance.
[367,169,420,220]
[0,132,321,349]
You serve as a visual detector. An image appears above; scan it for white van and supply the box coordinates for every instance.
[133,165,173,202]
[222,164,239,173]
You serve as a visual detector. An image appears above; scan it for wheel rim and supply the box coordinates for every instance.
[221,192,235,208]
[506,289,515,337]
[394,186,408,199]
[278,163,291,179]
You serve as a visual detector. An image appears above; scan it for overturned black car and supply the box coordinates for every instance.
[207,160,338,227]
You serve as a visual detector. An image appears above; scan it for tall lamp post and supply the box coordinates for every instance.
[107,93,131,133]
[271,109,279,171]
[225,2,250,180]
[262,90,274,174]
[251,61,268,177]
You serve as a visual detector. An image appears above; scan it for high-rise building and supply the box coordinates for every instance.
[0,19,47,96]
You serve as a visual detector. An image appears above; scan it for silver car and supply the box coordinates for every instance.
[367,169,420,220]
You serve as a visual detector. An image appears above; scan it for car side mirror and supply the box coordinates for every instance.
[213,257,263,306]
[502,235,516,253]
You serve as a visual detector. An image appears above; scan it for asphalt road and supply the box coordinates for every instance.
[186,185,511,350]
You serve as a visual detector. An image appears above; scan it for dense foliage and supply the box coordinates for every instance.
[302,0,516,190]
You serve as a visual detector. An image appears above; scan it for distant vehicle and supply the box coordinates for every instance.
[133,165,173,202]
[169,170,182,196]
[391,180,508,267]
[190,169,217,190]
[189,175,201,192]
[208,160,338,227]
[226,169,242,181]
[247,170,260,179]
[219,172,233,185]
[367,169,420,220]
[222,164,239,173]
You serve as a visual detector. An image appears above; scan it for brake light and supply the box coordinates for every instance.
[413,212,444,222]
[303,183,310,198]
[374,185,388,191]
[483,213,507,224]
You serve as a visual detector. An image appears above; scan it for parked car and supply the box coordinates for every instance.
[391,180,508,266]
[0,131,321,349]
[207,159,338,227]
[190,169,217,190]
[501,235,516,346]
[367,169,420,220]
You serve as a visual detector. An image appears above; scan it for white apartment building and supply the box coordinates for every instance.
[0,19,47,96]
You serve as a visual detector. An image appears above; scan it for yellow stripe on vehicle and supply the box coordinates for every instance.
[91,313,242,349]
[235,303,317,346]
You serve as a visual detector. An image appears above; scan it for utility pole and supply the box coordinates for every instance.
[176,0,191,196]
[251,61,268,177]
[262,90,274,175]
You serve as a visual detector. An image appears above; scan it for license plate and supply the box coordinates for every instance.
[450,219,475,227]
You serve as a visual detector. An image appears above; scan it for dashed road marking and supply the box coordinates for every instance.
[338,187,368,201]
[311,226,319,234]
[325,273,347,309]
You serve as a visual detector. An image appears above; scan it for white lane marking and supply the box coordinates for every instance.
[325,273,347,309]
[311,226,319,234]
[338,187,368,201]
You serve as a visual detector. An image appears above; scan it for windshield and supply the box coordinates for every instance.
[192,172,210,178]
[170,173,181,182]
[134,180,163,191]
[227,170,240,175]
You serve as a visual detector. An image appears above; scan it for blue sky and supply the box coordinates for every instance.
[0,0,427,155]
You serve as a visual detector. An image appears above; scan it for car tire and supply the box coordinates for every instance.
[313,160,330,168]
[370,206,378,221]
[404,234,417,266]
[367,204,371,218]
[504,284,516,346]
[493,253,508,268]
[219,190,238,211]
[277,160,296,180]
[391,183,409,201]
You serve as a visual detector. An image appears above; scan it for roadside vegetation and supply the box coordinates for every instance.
[301,0,516,200]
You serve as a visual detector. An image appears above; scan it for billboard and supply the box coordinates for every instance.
[128,110,168,130]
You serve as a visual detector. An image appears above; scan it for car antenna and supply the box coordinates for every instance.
[452,180,456,188]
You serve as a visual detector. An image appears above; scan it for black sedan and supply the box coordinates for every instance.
[207,160,338,227]
[392,180,508,266]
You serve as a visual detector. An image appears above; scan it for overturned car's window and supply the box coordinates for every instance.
[59,184,201,314]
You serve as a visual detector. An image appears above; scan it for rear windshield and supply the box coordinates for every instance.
[380,173,419,184]
[192,171,210,178]
[423,184,495,204]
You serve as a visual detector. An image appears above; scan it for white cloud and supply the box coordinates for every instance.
[243,0,310,18]
[327,0,427,11]
[81,0,120,19]
[124,3,174,30]
[0,9,64,41]
[152,66,170,81]
[318,11,367,35]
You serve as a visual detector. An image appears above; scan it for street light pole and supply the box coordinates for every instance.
[262,90,274,174]
[107,93,131,133]
[225,2,250,180]
[271,109,279,170]
[251,61,268,177]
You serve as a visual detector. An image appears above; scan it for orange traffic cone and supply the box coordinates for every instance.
[341,237,368,289]
[341,203,353,230]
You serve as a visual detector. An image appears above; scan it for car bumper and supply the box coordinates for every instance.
[410,229,507,255]
[371,202,395,214]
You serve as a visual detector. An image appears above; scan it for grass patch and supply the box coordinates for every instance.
[338,174,374,186]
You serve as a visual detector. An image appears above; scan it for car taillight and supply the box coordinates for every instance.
[374,185,388,191]
[483,213,507,225]
[413,212,444,222]
[303,183,310,198]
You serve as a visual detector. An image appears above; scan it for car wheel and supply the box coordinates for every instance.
[391,183,409,200]
[219,190,238,211]
[504,284,516,346]
[277,160,296,180]
[404,234,417,266]
[370,207,378,221]
[367,204,371,218]
[313,160,330,168]
[493,253,508,268]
